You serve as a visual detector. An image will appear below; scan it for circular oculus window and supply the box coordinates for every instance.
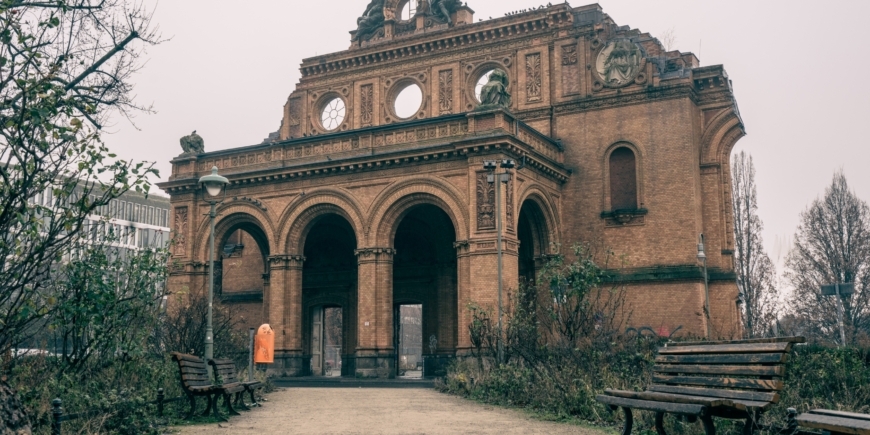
[475,69,496,102]
[320,97,346,131]
[400,0,416,21]
[394,83,423,119]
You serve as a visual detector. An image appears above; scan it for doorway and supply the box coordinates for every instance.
[395,304,423,378]
[311,305,343,377]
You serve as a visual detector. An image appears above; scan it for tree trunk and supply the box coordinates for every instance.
[0,377,31,435]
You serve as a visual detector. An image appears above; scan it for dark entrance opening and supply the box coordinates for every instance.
[302,214,357,376]
[395,304,422,378]
[392,204,457,377]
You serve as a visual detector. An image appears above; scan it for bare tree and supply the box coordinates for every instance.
[0,0,162,359]
[731,151,780,338]
[785,170,870,344]
[659,26,677,52]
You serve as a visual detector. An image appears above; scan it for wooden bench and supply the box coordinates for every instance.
[170,352,241,421]
[796,409,870,435]
[208,358,264,410]
[596,337,805,435]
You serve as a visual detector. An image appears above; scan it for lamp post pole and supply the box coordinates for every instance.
[485,159,514,364]
[198,166,229,376]
[205,199,217,367]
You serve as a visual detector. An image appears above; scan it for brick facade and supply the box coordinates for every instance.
[159,2,744,378]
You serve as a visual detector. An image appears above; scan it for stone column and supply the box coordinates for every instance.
[454,241,473,356]
[354,248,396,378]
[267,254,306,377]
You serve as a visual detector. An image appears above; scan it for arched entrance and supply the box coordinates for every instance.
[214,216,271,332]
[517,199,550,285]
[302,214,357,376]
[392,204,457,377]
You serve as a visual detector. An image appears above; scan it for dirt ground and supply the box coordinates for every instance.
[171,387,607,435]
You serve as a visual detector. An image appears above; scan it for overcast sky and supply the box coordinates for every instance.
[107,0,870,264]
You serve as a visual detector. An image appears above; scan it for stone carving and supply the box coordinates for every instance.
[477,69,511,109]
[525,53,542,102]
[597,40,643,87]
[561,45,580,95]
[438,70,453,114]
[179,131,204,156]
[505,177,514,230]
[173,207,188,256]
[353,0,386,42]
[427,0,461,26]
[476,172,495,229]
[361,84,374,126]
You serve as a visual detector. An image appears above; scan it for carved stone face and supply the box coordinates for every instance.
[596,40,642,87]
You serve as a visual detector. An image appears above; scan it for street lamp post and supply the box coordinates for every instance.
[199,166,229,374]
[484,159,515,364]
[697,234,711,339]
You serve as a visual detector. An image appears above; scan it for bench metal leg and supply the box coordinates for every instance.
[655,412,666,435]
[185,394,197,420]
[235,392,251,411]
[249,388,261,407]
[620,407,633,435]
[201,395,212,417]
[223,393,241,416]
[744,411,760,435]
[211,394,227,422]
[701,415,716,435]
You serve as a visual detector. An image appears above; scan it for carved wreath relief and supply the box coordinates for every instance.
[525,53,542,102]
[596,40,642,87]
[173,207,188,256]
[477,173,495,230]
[361,84,374,126]
[438,70,453,115]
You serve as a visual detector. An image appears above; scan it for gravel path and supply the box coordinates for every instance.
[172,387,606,435]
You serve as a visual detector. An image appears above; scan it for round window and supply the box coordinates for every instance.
[320,97,346,131]
[400,0,416,21]
[475,70,496,102]
[394,84,423,119]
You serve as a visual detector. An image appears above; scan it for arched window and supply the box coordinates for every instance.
[609,147,638,210]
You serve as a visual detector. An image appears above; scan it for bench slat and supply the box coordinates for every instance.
[809,410,870,422]
[604,389,736,408]
[667,337,805,347]
[179,360,207,369]
[180,366,208,375]
[649,385,778,403]
[652,364,784,377]
[652,375,783,391]
[656,353,786,365]
[596,395,707,416]
[658,342,792,355]
[797,413,870,435]
[172,353,205,363]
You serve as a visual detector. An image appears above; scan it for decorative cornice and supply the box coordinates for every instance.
[268,254,305,269]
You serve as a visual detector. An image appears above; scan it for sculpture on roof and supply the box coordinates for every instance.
[477,69,511,109]
[179,130,205,156]
[353,0,386,42]
[428,0,462,26]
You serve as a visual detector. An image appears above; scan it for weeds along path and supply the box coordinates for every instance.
[171,387,606,435]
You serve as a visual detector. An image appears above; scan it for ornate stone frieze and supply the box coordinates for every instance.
[173,207,188,256]
[476,172,495,230]
[525,53,542,102]
[354,247,397,261]
[361,84,374,126]
[268,254,306,270]
[438,70,453,115]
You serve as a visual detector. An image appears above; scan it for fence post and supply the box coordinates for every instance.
[51,398,63,435]
[157,388,165,417]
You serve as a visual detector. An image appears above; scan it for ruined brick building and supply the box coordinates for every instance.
[159,1,745,378]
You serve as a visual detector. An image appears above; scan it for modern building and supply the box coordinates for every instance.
[160,1,744,378]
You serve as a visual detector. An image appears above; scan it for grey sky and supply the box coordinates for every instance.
[106,0,870,263]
